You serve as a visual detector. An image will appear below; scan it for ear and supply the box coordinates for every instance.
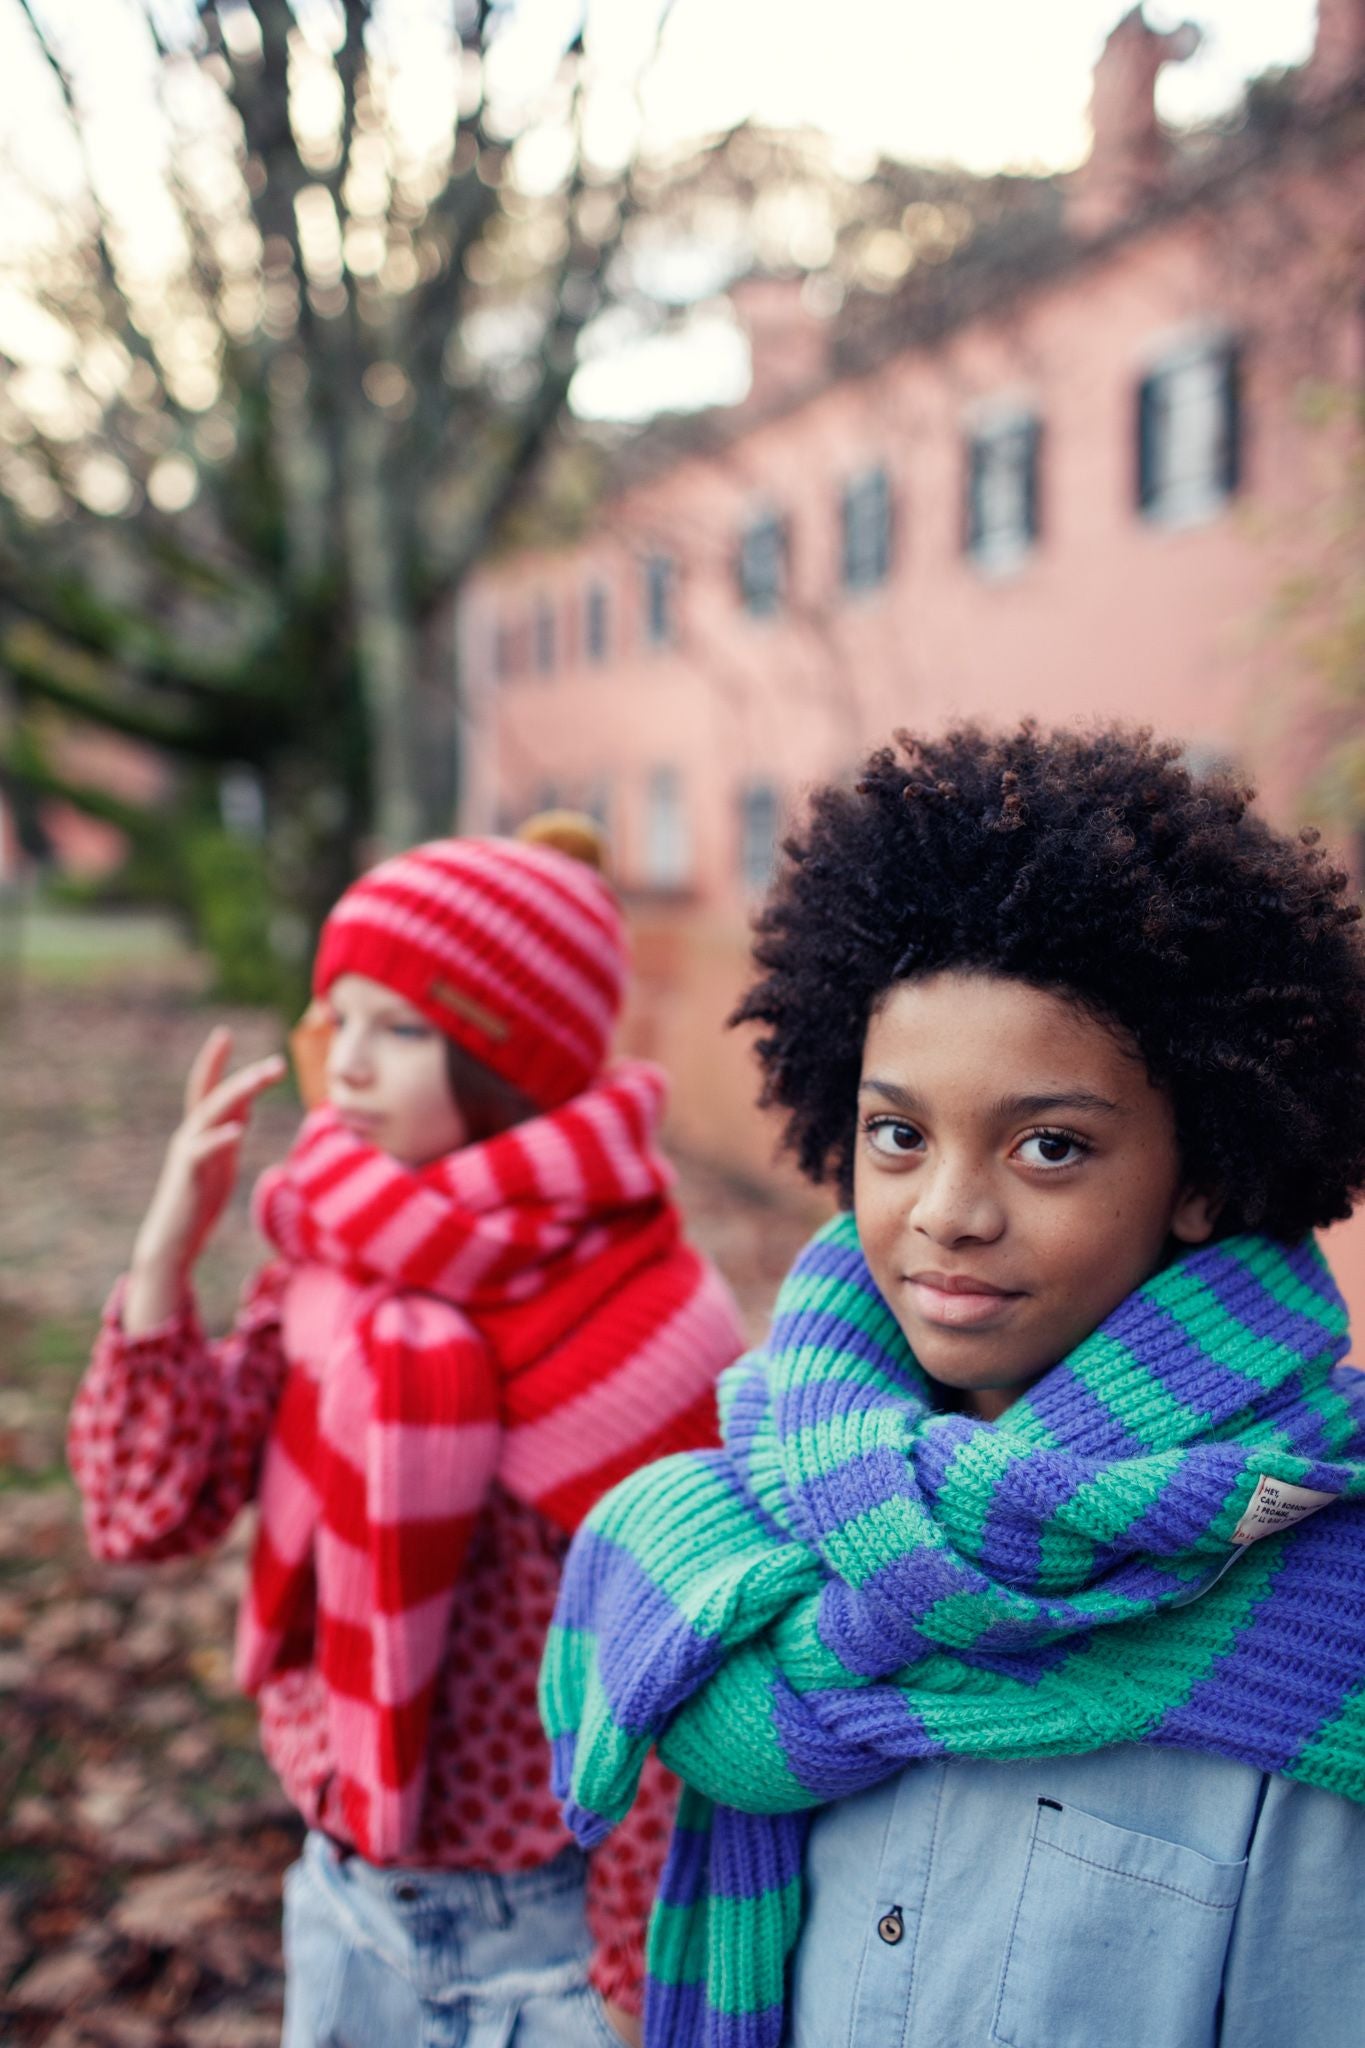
[289,1000,334,1111]
[1170,1184,1222,1246]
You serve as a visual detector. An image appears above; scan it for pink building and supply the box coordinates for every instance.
[37,729,172,878]
[462,3,1365,1315]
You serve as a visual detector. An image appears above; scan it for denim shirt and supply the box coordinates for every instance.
[786,1743,1365,2047]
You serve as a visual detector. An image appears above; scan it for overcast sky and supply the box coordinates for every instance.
[6,1,1317,173]
[584,0,1318,173]
[0,1,1325,421]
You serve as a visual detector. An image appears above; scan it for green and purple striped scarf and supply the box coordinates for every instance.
[541,1213,1365,2048]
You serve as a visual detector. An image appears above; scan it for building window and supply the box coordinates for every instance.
[533,595,556,675]
[841,468,892,591]
[585,580,610,663]
[219,765,266,840]
[966,415,1041,571]
[643,554,675,647]
[737,510,787,617]
[1137,341,1241,526]
[643,766,689,887]
[738,780,781,895]
[494,616,518,681]
[582,780,611,834]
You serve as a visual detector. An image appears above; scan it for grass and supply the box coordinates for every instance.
[0,901,200,987]
[9,1315,92,1385]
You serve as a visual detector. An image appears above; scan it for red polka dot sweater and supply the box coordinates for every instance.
[69,1065,743,2013]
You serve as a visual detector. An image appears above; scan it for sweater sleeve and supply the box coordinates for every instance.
[68,1263,290,1563]
[585,1749,681,2017]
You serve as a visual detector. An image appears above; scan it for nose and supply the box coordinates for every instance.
[909,1151,1005,1248]
[327,1019,372,1091]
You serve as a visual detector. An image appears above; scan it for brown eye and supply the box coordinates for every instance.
[866,1119,923,1157]
[1017,1130,1087,1168]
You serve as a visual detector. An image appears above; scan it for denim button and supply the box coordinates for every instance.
[877,1907,904,1945]
[393,1881,420,1903]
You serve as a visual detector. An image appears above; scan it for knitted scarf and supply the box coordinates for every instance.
[542,1211,1365,2048]
[237,1059,743,1862]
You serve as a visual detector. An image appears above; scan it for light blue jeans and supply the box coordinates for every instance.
[281,1833,629,2048]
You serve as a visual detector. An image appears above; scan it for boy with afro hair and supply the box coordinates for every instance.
[543,722,1365,2048]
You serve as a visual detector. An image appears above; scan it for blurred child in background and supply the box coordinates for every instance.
[71,817,744,2048]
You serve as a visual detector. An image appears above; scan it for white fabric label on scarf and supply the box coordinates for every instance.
[1231,1475,1339,1546]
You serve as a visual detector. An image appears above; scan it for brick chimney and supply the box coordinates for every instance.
[1068,7,1200,239]
[1305,0,1365,97]
[728,274,833,413]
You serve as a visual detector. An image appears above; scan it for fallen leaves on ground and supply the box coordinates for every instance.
[0,1485,300,2045]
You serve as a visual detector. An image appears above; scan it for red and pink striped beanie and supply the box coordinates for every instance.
[312,833,628,1110]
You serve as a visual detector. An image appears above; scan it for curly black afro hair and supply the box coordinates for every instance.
[733,722,1365,1242]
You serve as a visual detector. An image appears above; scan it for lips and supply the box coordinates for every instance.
[335,1106,383,1136]
[904,1272,1024,1329]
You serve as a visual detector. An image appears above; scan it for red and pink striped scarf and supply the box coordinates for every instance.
[237,1059,743,1861]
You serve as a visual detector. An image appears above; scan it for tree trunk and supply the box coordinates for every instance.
[342,408,423,853]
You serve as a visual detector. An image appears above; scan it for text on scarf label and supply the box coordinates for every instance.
[1231,1475,1338,1545]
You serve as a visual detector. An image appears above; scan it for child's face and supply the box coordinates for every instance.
[323,973,468,1168]
[854,971,1217,1419]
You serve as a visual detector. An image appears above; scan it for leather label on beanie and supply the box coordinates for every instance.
[1231,1475,1338,1545]
[428,978,510,1043]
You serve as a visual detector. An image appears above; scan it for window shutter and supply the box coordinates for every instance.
[873,468,892,582]
[585,581,609,662]
[842,471,891,590]
[879,471,892,585]
[1220,344,1242,499]
[534,598,555,674]
[965,434,985,553]
[1023,419,1042,542]
[645,555,674,645]
[739,514,785,615]
[843,481,896,598]
[738,782,780,893]
[1136,372,1160,512]
[839,482,855,588]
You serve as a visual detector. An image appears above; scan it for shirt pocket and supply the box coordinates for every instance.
[991,1796,1246,2048]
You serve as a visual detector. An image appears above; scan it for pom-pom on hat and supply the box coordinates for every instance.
[312,814,626,1111]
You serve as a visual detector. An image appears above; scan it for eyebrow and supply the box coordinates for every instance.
[859,1079,1124,1119]
[335,996,425,1025]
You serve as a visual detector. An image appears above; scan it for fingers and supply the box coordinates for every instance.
[189,1121,245,1165]
[184,1027,233,1117]
[190,1053,288,1135]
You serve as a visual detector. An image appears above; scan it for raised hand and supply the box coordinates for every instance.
[123,1028,286,1336]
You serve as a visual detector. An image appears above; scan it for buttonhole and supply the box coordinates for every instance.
[1037,1798,1062,1811]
